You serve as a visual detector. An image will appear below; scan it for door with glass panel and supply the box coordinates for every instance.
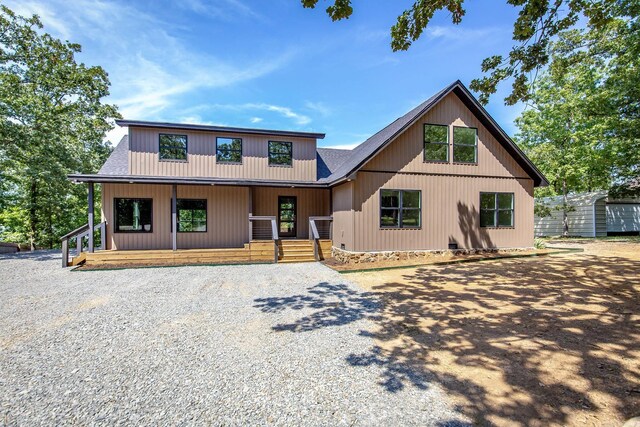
[278,196,297,238]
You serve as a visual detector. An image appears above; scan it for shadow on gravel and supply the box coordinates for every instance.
[255,253,640,426]
[0,250,60,262]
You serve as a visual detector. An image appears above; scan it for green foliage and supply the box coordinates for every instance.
[300,0,639,106]
[0,5,119,248]
[533,238,546,249]
[533,202,552,218]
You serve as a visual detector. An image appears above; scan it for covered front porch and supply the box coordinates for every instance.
[62,181,333,267]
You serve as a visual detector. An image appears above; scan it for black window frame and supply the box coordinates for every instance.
[216,137,243,164]
[173,199,207,233]
[423,123,449,163]
[113,198,153,233]
[380,189,422,229]
[452,126,478,164]
[480,192,514,228]
[159,133,188,161]
[268,141,293,167]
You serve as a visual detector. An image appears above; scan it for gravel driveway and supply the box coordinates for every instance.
[0,252,465,426]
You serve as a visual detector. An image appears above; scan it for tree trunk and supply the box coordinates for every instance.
[29,180,38,251]
[562,177,569,237]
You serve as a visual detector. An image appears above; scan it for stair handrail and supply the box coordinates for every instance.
[249,215,279,263]
[308,216,333,261]
[60,221,106,268]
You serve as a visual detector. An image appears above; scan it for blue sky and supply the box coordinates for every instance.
[7,0,524,148]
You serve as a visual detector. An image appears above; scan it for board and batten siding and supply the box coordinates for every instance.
[252,187,331,239]
[128,127,317,181]
[347,172,534,251]
[101,183,249,250]
[363,92,528,179]
[331,182,354,250]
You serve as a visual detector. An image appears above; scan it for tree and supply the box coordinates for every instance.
[514,55,612,236]
[0,6,119,249]
[301,0,639,105]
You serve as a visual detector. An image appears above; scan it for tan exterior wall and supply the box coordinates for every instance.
[128,127,317,181]
[101,183,249,250]
[364,92,528,179]
[252,187,331,239]
[331,182,354,250]
[349,172,534,251]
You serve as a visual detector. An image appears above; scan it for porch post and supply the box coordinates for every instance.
[88,182,94,253]
[171,184,177,251]
[248,186,253,242]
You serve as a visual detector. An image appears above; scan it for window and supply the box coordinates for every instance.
[114,198,152,233]
[216,137,242,163]
[380,190,421,228]
[159,134,187,161]
[176,199,207,232]
[480,193,514,227]
[268,141,293,166]
[453,126,477,163]
[424,124,449,162]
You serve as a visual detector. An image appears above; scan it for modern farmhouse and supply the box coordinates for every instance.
[64,80,548,267]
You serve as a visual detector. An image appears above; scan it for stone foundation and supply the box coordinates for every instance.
[330,246,531,264]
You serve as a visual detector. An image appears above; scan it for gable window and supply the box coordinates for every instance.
[216,137,242,163]
[453,126,478,163]
[176,199,207,232]
[424,124,449,162]
[268,141,293,166]
[480,193,514,227]
[380,190,421,228]
[114,198,152,233]
[159,134,187,161]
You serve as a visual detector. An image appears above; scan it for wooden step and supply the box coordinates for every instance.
[279,258,316,263]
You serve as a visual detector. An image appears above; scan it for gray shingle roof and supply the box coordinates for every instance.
[98,135,129,175]
[316,148,351,179]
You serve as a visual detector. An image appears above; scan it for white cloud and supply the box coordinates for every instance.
[204,103,311,126]
[177,0,262,21]
[426,25,499,42]
[321,143,359,150]
[305,101,332,117]
[105,124,127,147]
[250,117,263,124]
[5,0,72,39]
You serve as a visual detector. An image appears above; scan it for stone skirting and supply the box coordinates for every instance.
[330,246,532,264]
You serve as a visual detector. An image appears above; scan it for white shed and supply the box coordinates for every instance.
[535,191,640,237]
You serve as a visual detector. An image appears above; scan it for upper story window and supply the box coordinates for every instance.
[216,137,242,163]
[480,192,514,227]
[380,189,421,229]
[114,198,153,233]
[424,124,449,162]
[176,199,207,232]
[159,134,187,161]
[268,141,293,166]
[453,126,477,163]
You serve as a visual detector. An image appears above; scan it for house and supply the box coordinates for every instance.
[535,191,640,237]
[65,80,548,267]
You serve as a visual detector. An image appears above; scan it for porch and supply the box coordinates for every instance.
[62,181,333,267]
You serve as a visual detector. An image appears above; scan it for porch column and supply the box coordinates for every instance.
[171,184,177,251]
[248,186,253,241]
[88,182,94,253]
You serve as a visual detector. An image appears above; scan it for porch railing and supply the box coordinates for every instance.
[309,216,333,261]
[60,221,106,268]
[249,215,279,263]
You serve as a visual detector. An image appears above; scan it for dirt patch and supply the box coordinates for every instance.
[347,241,640,426]
[323,248,560,272]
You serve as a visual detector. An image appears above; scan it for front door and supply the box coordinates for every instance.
[278,196,297,238]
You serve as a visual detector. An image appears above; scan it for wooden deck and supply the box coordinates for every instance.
[81,240,332,267]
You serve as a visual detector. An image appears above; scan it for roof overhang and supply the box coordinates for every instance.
[116,120,326,140]
[68,174,330,189]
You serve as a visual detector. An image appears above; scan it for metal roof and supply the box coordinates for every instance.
[115,119,325,139]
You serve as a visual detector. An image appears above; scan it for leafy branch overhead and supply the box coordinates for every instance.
[300,0,638,105]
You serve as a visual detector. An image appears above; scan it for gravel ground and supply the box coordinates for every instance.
[0,251,466,426]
